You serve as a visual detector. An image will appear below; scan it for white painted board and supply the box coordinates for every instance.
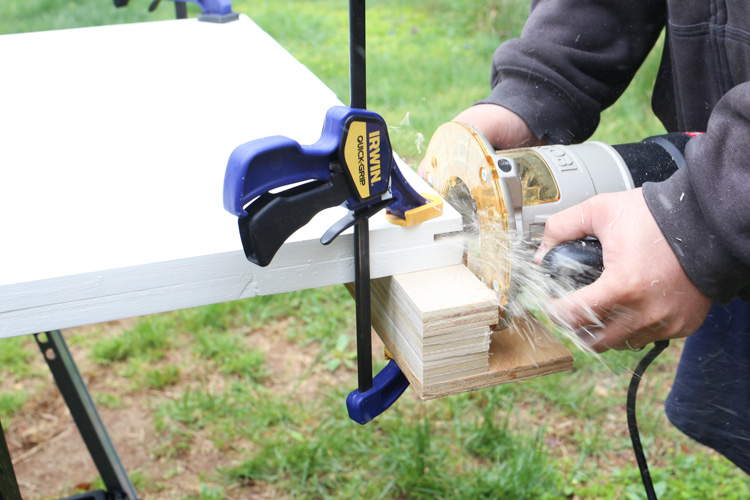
[0,16,462,338]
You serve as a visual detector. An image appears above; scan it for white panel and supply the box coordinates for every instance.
[0,17,462,338]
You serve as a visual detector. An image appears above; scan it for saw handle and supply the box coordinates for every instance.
[541,239,604,290]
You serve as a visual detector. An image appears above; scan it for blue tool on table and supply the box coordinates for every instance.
[223,105,442,424]
[223,106,441,266]
[116,0,239,23]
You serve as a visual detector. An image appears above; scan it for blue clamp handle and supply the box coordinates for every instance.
[124,0,237,19]
[223,105,423,422]
[223,105,426,219]
[346,359,410,425]
[167,0,233,15]
[223,107,348,218]
[223,106,430,265]
[192,0,233,14]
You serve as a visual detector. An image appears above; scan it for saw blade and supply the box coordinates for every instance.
[418,122,512,310]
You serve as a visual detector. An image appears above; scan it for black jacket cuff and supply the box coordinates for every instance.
[643,169,750,303]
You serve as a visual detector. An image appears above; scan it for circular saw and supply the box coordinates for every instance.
[418,121,693,311]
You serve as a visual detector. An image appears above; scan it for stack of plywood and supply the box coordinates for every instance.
[369,264,574,400]
[370,264,499,385]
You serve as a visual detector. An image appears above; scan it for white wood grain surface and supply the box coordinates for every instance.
[0,16,462,338]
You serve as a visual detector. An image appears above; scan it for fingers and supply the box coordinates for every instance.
[534,199,599,264]
[546,268,668,352]
[453,104,544,149]
[548,278,702,353]
[580,316,670,353]
[546,269,617,330]
[537,189,712,353]
[550,293,649,353]
[582,319,636,353]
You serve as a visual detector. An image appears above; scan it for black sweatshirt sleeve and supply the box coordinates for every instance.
[643,83,750,303]
[479,0,666,144]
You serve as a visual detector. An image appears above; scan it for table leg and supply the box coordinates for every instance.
[0,417,22,500]
[35,331,139,500]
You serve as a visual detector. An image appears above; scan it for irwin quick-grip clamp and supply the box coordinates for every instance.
[223,105,442,423]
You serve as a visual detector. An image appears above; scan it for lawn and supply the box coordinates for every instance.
[1,1,749,499]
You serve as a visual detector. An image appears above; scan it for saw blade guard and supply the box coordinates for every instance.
[418,122,513,308]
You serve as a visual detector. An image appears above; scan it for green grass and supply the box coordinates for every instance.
[0,337,43,419]
[0,392,29,418]
[142,365,182,389]
[1,1,749,499]
[0,336,40,378]
[223,390,567,499]
[91,316,173,363]
[153,382,297,455]
[244,0,532,162]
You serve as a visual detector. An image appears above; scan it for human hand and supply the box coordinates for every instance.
[453,103,545,150]
[418,104,544,177]
[535,188,712,353]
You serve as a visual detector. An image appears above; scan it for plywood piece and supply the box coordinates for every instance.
[0,17,464,338]
[369,265,498,385]
[369,266,574,400]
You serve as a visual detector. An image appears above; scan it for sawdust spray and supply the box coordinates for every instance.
[441,185,606,364]
[392,115,605,364]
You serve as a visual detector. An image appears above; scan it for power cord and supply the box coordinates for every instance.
[626,339,670,500]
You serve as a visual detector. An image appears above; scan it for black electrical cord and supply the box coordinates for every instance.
[626,339,670,500]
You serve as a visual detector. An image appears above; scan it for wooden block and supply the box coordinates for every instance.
[369,265,499,385]
[368,265,574,400]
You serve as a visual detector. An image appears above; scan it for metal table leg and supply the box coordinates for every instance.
[35,331,139,500]
[0,417,22,500]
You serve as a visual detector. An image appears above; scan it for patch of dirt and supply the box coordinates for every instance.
[3,314,387,499]
[12,404,150,499]
[3,315,704,499]
[248,319,386,402]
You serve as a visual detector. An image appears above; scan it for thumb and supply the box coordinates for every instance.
[534,199,598,264]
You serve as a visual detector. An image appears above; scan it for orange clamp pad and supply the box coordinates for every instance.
[385,193,443,226]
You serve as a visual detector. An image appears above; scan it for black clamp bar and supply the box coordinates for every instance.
[348,0,374,394]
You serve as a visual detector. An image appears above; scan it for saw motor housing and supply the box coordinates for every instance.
[419,122,636,307]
